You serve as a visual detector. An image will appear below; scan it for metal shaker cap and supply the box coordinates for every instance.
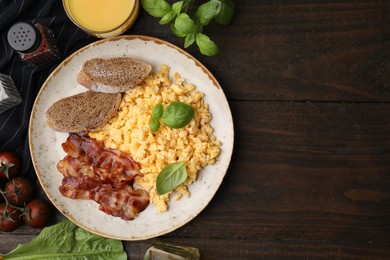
[7,22,40,53]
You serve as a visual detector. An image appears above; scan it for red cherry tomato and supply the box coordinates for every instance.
[22,199,54,228]
[0,152,21,179]
[4,177,34,206]
[0,181,5,203]
[0,203,21,232]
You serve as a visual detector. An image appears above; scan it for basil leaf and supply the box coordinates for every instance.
[215,0,235,25]
[156,162,187,195]
[150,118,161,133]
[141,0,171,18]
[1,220,127,259]
[170,23,187,38]
[195,33,219,56]
[196,0,222,26]
[160,10,177,25]
[172,1,183,14]
[174,13,197,34]
[184,33,196,48]
[161,101,194,129]
[152,103,164,119]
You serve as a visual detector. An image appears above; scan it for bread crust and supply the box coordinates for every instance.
[46,91,121,132]
[77,57,152,93]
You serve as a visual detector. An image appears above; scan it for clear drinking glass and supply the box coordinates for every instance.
[62,0,139,38]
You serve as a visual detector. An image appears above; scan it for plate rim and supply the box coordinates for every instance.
[28,34,234,240]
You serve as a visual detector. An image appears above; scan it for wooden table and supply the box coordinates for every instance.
[2,1,390,259]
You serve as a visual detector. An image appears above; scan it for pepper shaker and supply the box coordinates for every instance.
[7,22,61,67]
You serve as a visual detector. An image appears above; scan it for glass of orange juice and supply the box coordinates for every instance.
[62,0,139,38]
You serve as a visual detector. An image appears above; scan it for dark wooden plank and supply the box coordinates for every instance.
[0,234,36,255]
[140,101,390,256]
[2,2,390,257]
[133,1,390,102]
[2,236,390,259]
[1,101,390,258]
[123,238,390,259]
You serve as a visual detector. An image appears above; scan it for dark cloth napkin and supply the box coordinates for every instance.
[0,0,95,179]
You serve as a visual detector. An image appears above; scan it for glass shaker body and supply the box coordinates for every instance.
[0,73,22,114]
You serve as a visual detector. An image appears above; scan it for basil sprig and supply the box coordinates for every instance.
[150,101,194,133]
[150,103,164,133]
[152,103,164,119]
[150,118,161,133]
[141,0,235,56]
[161,101,194,128]
[156,162,188,195]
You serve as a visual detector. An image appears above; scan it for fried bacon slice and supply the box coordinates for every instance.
[59,176,149,220]
[59,132,140,184]
[57,132,149,220]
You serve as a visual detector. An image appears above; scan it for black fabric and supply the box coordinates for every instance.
[0,0,95,179]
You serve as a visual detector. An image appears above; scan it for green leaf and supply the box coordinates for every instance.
[161,101,194,129]
[170,24,186,38]
[159,10,177,25]
[215,0,235,25]
[156,162,187,195]
[150,118,161,133]
[141,0,172,18]
[172,1,183,14]
[174,13,197,34]
[184,34,196,48]
[1,220,127,260]
[195,33,219,56]
[196,0,222,26]
[152,103,164,119]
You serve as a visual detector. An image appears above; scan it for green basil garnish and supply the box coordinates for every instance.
[161,101,194,129]
[156,162,187,195]
[150,103,164,133]
[150,118,161,133]
[152,103,164,119]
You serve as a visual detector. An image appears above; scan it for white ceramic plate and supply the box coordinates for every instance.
[29,35,234,240]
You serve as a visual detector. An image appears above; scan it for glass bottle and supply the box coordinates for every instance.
[7,21,61,67]
[144,241,201,260]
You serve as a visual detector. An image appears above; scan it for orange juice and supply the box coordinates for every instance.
[63,0,139,38]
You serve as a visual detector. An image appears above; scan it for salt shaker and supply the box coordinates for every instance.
[0,74,22,114]
[7,22,60,67]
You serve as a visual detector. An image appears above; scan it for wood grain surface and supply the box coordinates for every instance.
[1,1,390,259]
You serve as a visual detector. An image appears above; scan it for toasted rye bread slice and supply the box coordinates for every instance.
[46,91,121,133]
[77,57,152,93]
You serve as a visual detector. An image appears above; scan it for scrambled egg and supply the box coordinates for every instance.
[89,65,221,212]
